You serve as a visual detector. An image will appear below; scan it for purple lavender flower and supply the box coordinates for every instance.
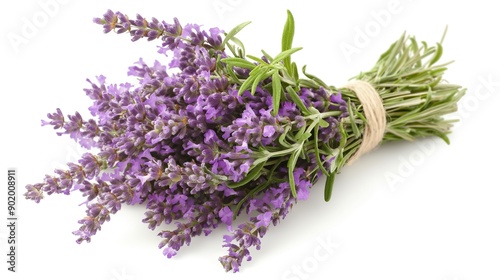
[219,206,234,226]
[41,108,64,129]
[73,202,111,244]
[221,104,283,148]
[255,211,272,228]
[24,183,44,203]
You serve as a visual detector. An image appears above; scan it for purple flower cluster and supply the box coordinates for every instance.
[25,10,348,272]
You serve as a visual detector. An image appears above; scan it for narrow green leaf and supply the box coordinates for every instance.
[262,49,274,63]
[347,99,361,138]
[338,120,348,149]
[226,64,243,84]
[252,154,270,167]
[272,71,282,116]
[273,47,303,64]
[294,123,306,141]
[222,57,256,70]
[354,107,368,124]
[410,36,419,53]
[328,149,340,173]
[252,69,274,95]
[421,41,428,51]
[428,42,443,66]
[308,106,320,114]
[287,144,303,198]
[222,21,252,49]
[298,79,318,89]
[286,86,310,115]
[282,10,295,73]
[434,130,450,145]
[282,10,295,51]
[324,172,335,202]
[314,124,328,176]
[383,33,406,75]
[291,62,299,81]
[336,121,348,166]
[279,125,291,147]
[251,69,268,95]
[297,132,312,142]
[378,40,397,61]
[247,54,269,65]
[238,75,256,95]
[228,36,246,56]
[248,64,265,76]
[319,119,329,128]
[225,42,239,57]
[302,65,329,89]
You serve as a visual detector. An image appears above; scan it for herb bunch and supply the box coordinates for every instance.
[24,10,464,272]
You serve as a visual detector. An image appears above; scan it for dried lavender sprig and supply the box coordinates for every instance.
[24,151,115,202]
[23,9,465,274]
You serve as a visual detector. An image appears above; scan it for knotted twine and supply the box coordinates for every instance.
[343,80,387,165]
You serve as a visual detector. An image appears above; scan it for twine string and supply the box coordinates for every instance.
[343,80,387,165]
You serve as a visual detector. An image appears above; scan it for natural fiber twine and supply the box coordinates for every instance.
[343,80,386,165]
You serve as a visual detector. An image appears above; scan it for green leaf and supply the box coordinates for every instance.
[338,121,348,149]
[237,65,271,95]
[222,21,252,49]
[273,47,303,64]
[238,75,256,95]
[227,36,246,56]
[347,99,361,138]
[319,119,329,128]
[272,71,282,116]
[282,10,295,73]
[291,62,299,81]
[222,57,256,70]
[308,106,320,114]
[227,160,266,188]
[247,54,269,65]
[279,125,291,147]
[287,143,303,198]
[428,42,443,66]
[286,86,310,115]
[434,130,450,145]
[314,124,328,176]
[302,65,329,89]
[324,172,335,202]
[226,64,243,84]
[294,122,307,141]
[298,79,319,89]
[297,132,312,142]
[251,69,272,95]
[261,49,274,63]
[226,42,238,58]
[335,121,348,166]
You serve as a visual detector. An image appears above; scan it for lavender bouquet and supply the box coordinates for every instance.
[25,10,465,272]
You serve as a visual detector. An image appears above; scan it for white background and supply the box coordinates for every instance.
[1,0,499,279]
